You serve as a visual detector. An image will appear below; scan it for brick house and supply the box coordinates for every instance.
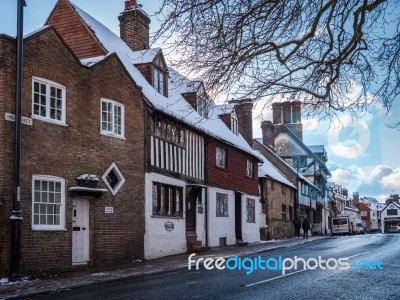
[0,0,266,276]
[0,17,146,276]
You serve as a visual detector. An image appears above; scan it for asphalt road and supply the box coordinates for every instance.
[33,234,400,300]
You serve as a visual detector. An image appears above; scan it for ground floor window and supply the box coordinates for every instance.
[246,198,255,223]
[152,182,183,217]
[32,175,65,230]
[216,192,229,217]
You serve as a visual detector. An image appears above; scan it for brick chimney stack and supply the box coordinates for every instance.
[119,1,150,51]
[228,99,254,146]
[261,121,275,149]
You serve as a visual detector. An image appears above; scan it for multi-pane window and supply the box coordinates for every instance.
[216,146,227,168]
[216,192,228,217]
[246,198,255,223]
[32,77,66,125]
[101,99,124,138]
[152,182,183,217]
[153,68,165,96]
[289,205,293,221]
[246,160,253,178]
[387,209,398,215]
[32,175,65,230]
[282,204,287,222]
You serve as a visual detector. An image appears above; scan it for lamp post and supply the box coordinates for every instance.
[9,0,26,281]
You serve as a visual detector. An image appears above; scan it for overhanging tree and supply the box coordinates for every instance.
[153,0,399,122]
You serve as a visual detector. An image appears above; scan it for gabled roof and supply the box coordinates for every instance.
[380,201,400,213]
[254,138,319,191]
[257,151,296,189]
[130,48,162,64]
[62,1,262,161]
[274,124,330,175]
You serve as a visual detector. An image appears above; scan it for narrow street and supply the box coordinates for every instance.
[32,234,400,300]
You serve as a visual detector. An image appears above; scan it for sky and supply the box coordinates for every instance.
[1,0,399,203]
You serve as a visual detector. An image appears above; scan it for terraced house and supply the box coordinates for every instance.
[0,0,263,276]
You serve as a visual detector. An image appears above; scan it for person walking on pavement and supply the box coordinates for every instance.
[293,217,301,238]
[302,217,310,239]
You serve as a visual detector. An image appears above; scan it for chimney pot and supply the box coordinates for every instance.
[125,0,137,10]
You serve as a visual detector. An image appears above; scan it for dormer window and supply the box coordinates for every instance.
[153,67,166,96]
[231,112,238,135]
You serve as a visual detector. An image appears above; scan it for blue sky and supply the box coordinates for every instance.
[1,0,399,202]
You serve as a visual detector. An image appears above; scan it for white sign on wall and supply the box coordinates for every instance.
[5,113,33,126]
[105,206,114,214]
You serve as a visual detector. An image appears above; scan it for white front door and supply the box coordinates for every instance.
[72,199,89,265]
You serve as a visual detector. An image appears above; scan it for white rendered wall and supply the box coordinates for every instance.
[207,187,236,247]
[144,173,187,259]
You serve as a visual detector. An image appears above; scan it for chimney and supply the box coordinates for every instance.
[353,192,359,205]
[272,102,282,124]
[261,121,275,149]
[228,99,254,146]
[119,1,151,51]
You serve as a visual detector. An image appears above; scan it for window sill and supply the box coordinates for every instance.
[31,115,67,127]
[246,220,256,223]
[151,215,184,219]
[216,215,229,218]
[100,132,126,140]
[32,227,67,231]
[215,165,228,171]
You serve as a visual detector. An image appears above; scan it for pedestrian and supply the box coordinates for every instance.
[293,217,301,238]
[302,217,310,239]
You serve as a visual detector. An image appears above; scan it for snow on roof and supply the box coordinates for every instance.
[209,103,235,118]
[130,48,161,64]
[168,67,202,94]
[80,55,109,67]
[70,3,262,160]
[257,151,296,189]
[254,138,319,190]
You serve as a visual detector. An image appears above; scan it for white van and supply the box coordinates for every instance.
[331,216,354,236]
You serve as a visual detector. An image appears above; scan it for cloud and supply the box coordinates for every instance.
[381,168,400,191]
[302,118,319,131]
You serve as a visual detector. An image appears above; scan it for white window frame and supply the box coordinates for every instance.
[216,146,227,168]
[246,198,256,223]
[31,77,66,125]
[216,192,229,217]
[102,162,125,195]
[32,175,66,231]
[153,67,165,96]
[246,159,254,178]
[100,98,125,139]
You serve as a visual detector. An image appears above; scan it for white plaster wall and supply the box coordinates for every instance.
[144,173,187,260]
[207,187,236,247]
[241,194,261,243]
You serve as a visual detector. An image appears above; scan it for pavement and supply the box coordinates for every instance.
[0,236,330,299]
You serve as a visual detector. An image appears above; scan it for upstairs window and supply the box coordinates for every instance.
[216,146,227,168]
[32,77,66,125]
[101,99,125,138]
[153,67,165,96]
[246,160,254,178]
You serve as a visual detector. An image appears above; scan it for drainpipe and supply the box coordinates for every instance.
[9,0,26,281]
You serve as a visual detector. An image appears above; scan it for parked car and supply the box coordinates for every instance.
[355,222,365,234]
[388,225,400,233]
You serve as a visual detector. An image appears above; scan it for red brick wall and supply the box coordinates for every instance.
[46,0,106,59]
[219,114,231,129]
[0,35,17,277]
[207,141,259,196]
[0,29,145,276]
[182,92,197,111]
